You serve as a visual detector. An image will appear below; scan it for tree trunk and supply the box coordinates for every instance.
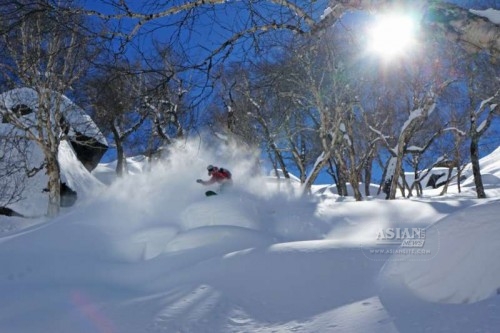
[339,156,362,200]
[379,158,390,196]
[440,167,453,196]
[299,140,307,183]
[389,142,406,200]
[290,139,307,183]
[265,147,281,192]
[115,142,126,177]
[270,142,290,179]
[457,166,463,193]
[346,148,363,200]
[302,151,330,195]
[364,165,371,197]
[351,177,363,201]
[327,159,339,188]
[112,125,127,177]
[46,152,61,217]
[336,162,349,197]
[408,158,420,198]
[470,135,486,198]
[467,92,499,198]
[400,170,410,198]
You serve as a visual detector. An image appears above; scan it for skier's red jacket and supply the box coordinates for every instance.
[200,168,232,185]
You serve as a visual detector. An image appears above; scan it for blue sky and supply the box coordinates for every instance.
[88,0,500,186]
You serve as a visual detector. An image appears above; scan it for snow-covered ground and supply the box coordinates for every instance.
[1,140,500,333]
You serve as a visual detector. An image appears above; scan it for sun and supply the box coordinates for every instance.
[367,14,418,59]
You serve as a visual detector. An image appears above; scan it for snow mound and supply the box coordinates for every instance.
[180,196,260,230]
[315,182,382,198]
[381,200,500,304]
[461,146,500,184]
[462,173,500,188]
[164,225,271,253]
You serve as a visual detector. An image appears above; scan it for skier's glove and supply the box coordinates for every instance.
[196,179,203,183]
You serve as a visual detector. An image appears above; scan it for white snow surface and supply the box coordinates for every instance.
[470,8,500,25]
[382,199,500,304]
[1,139,500,332]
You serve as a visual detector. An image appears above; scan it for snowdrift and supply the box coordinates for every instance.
[2,139,500,332]
[382,199,500,304]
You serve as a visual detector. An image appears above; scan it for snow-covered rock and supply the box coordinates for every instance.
[0,88,107,215]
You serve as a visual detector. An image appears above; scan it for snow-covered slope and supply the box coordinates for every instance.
[382,199,500,304]
[1,140,500,332]
[461,146,500,187]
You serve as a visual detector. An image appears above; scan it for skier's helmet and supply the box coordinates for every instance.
[207,165,217,175]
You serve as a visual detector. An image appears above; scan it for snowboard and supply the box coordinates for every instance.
[205,190,218,197]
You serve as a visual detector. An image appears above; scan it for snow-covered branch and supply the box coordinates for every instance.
[474,90,500,136]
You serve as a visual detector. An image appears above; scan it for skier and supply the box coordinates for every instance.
[196,165,233,196]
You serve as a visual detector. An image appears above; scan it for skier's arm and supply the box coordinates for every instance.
[197,177,216,185]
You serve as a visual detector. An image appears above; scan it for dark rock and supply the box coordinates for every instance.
[426,173,446,188]
[60,182,77,207]
[0,207,24,217]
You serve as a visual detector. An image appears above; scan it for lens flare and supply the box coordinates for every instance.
[368,14,418,59]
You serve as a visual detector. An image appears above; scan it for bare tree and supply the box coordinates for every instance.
[144,82,192,156]
[440,50,500,199]
[247,51,322,184]
[212,62,293,180]
[431,82,470,195]
[243,83,292,181]
[468,89,500,198]
[86,62,151,176]
[298,44,346,194]
[0,128,31,209]
[0,3,99,216]
[367,57,451,200]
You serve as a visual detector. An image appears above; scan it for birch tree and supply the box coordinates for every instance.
[433,83,470,196]
[368,65,451,200]
[86,63,150,177]
[0,3,99,216]
[464,46,500,199]
[468,89,500,198]
[0,130,30,212]
[239,75,292,181]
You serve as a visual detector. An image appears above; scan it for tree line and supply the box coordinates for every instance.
[0,0,498,216]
